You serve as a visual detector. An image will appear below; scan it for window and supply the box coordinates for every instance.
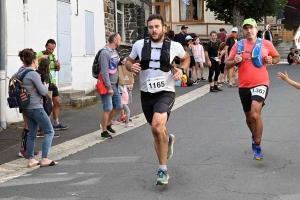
[115,1,124,40]
[152,1,171,25]
[180,0,204,21]
[85,11,95,55]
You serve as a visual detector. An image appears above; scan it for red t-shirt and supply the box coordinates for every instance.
[229,39,279,88]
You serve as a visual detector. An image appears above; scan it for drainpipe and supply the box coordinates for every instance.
[24,0,29,47]
[0,0,7,129]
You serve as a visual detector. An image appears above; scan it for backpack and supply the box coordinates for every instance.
[43,94,53,116]
[92,49,104,79]
[236,38,263,68]
[7,69,35,108]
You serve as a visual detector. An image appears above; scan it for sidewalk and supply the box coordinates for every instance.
[0,67,210,166]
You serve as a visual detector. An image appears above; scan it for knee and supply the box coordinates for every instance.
[151,122,165,138]
[251,111,261,121]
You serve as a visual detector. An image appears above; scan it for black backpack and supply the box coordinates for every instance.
[92,49,104,79]
[7,69,35,108]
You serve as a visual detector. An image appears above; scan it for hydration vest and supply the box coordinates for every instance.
[236,38,263,68]
[140,37,172,72]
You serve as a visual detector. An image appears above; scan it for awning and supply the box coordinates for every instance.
[288,0,300,10]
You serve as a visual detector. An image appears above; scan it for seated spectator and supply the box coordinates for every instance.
[287,47,295,65]
[293,49,300,65]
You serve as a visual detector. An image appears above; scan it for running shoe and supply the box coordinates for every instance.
[253,145,263,161]
[111,120,120,125]
[251,135,255,151]
[53,133,60,138]
[167,134,175,159]
[107,124,116,133]
[53,123,69,131]
[156,169,169,185]
[120,116,126,123]
[125,122,134,128]
[214,85,222,91]
[36,131,45,138]
[193,80,199,84]
[101,131,113,139]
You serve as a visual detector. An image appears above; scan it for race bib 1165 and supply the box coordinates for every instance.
[146,76,165,93]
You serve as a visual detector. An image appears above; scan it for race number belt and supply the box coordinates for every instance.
[146,76,166,93]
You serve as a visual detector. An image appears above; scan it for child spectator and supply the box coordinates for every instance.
[184,35,195,81]
[112,57,134,127]
[287,47,295,65]
[218,42,227,84]
[193,37,206,82]
[293,49,300,65]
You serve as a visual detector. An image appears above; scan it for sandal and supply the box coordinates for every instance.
[229,84,238,88]
[28,161,41,168]
[40,160,58,167]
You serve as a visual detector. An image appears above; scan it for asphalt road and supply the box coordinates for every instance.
[1,64,300,200]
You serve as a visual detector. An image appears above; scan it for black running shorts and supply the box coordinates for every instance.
[140,91,175,124]
[239,85,269,112]
[49,83,59,97]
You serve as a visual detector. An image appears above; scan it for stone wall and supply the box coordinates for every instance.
[103,0,115,42]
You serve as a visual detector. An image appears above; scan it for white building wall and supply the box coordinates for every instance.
[4,0,105,123]
[70,0,106,92]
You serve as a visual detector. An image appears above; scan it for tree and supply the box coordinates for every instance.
[205,0,287,38]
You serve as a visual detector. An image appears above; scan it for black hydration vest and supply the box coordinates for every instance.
[140,37,172,72]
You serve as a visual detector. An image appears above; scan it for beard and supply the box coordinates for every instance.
[150,31,164,42]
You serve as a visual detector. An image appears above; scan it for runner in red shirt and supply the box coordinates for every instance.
[225,18,280,161]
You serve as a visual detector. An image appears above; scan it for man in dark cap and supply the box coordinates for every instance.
[176,25,188,46]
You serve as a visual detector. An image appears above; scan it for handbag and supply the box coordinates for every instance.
[118,65,134,85]
[43,94,53,116]
[96,73,108,95]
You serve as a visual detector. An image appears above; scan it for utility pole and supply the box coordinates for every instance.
[0,0,7,129]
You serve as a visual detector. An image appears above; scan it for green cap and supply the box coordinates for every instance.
[242,18,257,27]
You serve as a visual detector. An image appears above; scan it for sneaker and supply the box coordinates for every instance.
[167,134,175,159]
[214,85,222,91]
[201,77,207,81]
[106,124,116,133]
[156,169,169,185]
[251,135,255,151]
[101,131,113,139]
[111,120,120,125]
[53,133,60,138]
[253,145,263,161]
[196,78,201,82]
[120,116,126,123]
[193,80,198,84]
[125,122,134,128]
[53,123,69,131]
[18,148,39,158]
[210,87,218,92]
[36,131,45,138]
[99,124,102,129]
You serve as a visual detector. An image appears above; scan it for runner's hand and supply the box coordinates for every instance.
[173,67,183,81]
[234,55,242,64]
[277,71,288,81]
[131,63,141,75]
[264,56,273,65]
[108,89,114,96]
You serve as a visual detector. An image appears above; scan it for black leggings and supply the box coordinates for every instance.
[208,58,220,83]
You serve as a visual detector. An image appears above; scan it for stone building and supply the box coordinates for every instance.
[103,0,152,57]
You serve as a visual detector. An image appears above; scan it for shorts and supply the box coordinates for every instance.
[49,83,59,97]
[141,91,175,124]
[239,85,269,112]
[100,87,122,111]
[194,57,203,63]
[189,56,196,68]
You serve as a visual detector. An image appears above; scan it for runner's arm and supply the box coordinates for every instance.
[278,71,300,89]
[180,52,190,70]
[125,57,136,72]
